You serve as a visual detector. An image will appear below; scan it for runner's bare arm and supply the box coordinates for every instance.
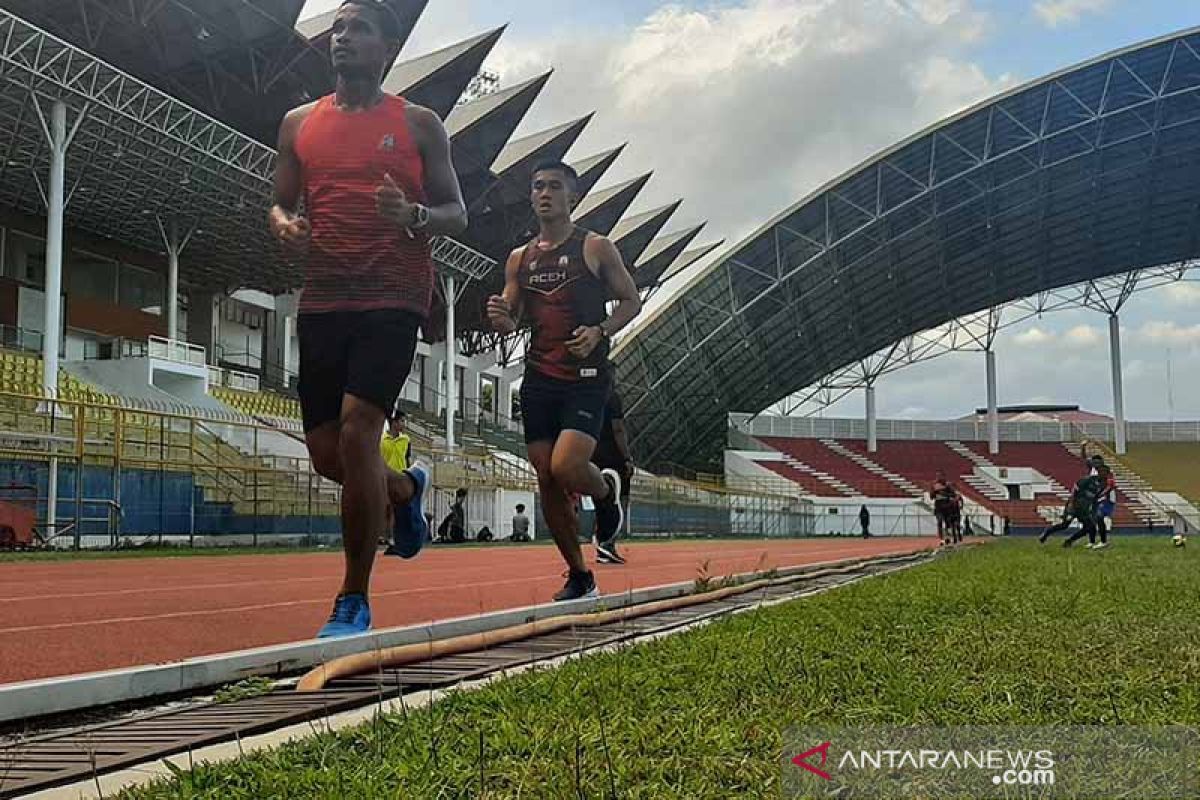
[565,235,641,358]
[411,105,467,237]
[487,249,524,334]
[268,107,312,247]
[586,235,642,338]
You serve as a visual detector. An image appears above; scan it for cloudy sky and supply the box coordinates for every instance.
[302,0,1199,421]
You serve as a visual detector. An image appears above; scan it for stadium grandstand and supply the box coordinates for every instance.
[610,26,1200,536]
[0,0,1194,550]
[2,7,1199,798]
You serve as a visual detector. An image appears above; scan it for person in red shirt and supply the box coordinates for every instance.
[487,162,642,601]
[268,0,466,638]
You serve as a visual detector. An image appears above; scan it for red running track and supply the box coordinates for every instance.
[0,538,936,685]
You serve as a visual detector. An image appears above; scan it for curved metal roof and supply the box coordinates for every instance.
[612,27,1200,472]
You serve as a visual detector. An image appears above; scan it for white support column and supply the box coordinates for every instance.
[986,349,999,455]
[444,274,457,450]
[865,384,877,453]
[41,101,68,401]
[156,218,194,342]
[1109,313,1126,455]
[166,225,179,340]
[39,101,71,539]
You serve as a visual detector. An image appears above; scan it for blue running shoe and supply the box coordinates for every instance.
[316,593,371,638]
[389,464,429,559]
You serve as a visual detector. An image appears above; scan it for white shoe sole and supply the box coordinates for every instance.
[555,585,600,602]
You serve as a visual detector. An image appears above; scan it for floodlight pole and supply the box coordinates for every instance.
[1109,313,1126,455]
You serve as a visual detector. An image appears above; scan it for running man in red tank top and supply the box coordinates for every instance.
[487,162,642,602]
[268,0,467,638]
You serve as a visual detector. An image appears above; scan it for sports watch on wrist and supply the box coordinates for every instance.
[410,203,431,230]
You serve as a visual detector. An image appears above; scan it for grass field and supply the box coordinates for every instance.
[120,539,1198,799]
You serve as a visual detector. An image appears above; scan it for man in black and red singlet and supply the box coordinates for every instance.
[487,161,642,601]
[929,471,959,547]
[268,0,467,638]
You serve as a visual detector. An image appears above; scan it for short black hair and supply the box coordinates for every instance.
[532,160,579,190]
[338,0,402,41]
[515,504,525,513]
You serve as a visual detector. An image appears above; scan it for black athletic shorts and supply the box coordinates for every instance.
[520,369,611,444]
[297,309,421,432]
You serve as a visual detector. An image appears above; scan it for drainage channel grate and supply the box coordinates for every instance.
[0,553,927,798]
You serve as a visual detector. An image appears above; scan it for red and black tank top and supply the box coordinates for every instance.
[293,94,433,317]
[518,226,610,382]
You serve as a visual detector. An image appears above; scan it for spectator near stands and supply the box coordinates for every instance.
[512,504,531,542]
[380,411,412,473]
[438,488,468,543]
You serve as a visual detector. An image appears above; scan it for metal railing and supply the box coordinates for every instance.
[734,413,1200,445]
[147,336,206,367]
[81,337,147,361]
[0,389,814,548]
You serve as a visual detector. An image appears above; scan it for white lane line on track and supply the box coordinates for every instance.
[0,543,914,603]
[0,545,927,633]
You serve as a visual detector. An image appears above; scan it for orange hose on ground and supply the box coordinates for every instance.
[296,555,922,692]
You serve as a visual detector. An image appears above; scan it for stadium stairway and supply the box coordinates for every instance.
[754,440,856,496]
[829,440,925,497]
[759,437,910,497]
[761,456,854,497]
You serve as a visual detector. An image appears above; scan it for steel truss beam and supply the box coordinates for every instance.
[615,29,1200,470]
[766,262,1197,419]
[0,8,504,301]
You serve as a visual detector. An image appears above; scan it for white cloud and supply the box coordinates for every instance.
[1134,321,1200,348]
[1014,327,1054,345]
[1165,283,1200,307]
[480,0,1006,261]
[1062,324,1103,348]
[1032,0,1110,28]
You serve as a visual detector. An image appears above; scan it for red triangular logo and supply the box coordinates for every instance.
[792,741,833,780]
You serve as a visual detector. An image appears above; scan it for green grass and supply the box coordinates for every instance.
[119,539,1199,799]
[212,677,277,705]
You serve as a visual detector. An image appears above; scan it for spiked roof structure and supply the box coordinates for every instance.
[0,1,708,338]
[384,27,506,118]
